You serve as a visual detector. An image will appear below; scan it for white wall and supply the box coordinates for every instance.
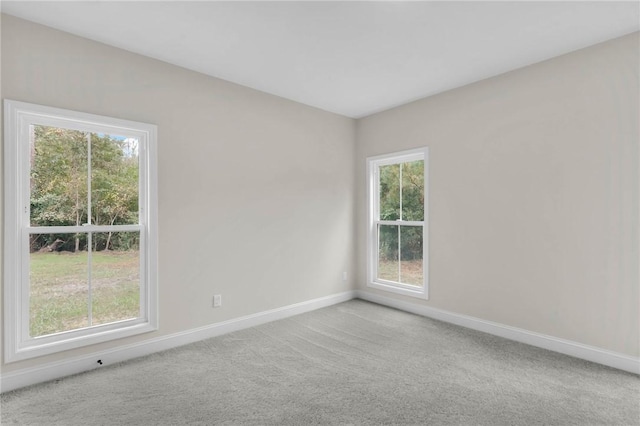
[0,15,356,373]
[356,32,639,357]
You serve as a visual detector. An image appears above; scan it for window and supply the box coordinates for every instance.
[367,147,428,298]
[4,100,158,362]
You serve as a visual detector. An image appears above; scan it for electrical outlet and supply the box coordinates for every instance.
[213,294,222,308]
[343,271,347,281]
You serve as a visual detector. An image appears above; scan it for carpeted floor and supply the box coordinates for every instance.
[1,300,639,425]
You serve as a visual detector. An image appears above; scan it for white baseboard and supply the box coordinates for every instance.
[356,290,640,375]
[0,291,356,393]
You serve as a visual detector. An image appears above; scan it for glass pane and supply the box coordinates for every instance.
[91,134,139,225]
[29,233,89,337]
[402,160,424,221]
[91,232,140,326]
[379,164,400,220]
[400,226,423,287]
[30,126,88,227]
[378,224,399,282]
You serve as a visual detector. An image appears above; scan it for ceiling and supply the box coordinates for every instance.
[2,1,638,118]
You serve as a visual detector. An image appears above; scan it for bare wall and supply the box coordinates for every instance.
[0,15,356,372]
[356,32,639,357]
[1,12,637,377]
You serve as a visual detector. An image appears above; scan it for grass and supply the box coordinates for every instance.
[29,251,140,337]
[378,259,423,286]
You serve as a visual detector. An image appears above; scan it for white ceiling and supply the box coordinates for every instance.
[2,1,638,118]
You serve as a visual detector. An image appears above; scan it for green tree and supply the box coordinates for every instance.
[378,160,424,261]
[90,134,139,250]
[30,127,139,252]
[31,126,88,251]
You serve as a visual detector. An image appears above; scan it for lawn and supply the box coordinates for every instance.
[378,259,423,286]
[29,251,140,337]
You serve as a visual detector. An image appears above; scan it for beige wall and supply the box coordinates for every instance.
[356,32,639,357]
[0,15,356,372]
[1,13,637,377]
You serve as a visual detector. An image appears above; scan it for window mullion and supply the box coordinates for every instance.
[87,232,93,326]
[398,164,403,283]
[27,224,143,234]
[399,162,403,221]
[397,225,401,283]
[87,132,92,226]
[86,132,93,326]
[378,220,423,226]
[374,166,380,221]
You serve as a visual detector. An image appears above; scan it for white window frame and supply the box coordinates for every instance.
[367,147,429,299]
[4,99,158,362]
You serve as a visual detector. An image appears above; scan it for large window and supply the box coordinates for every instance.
[4,100,158,362]
[367,147,428,298]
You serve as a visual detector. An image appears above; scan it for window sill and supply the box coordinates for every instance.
[7,320,157,363]
[368,280,429,300]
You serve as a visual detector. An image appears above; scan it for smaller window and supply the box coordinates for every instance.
[367,147,429,299]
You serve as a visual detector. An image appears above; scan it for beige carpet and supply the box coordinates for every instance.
[1,300,639,425]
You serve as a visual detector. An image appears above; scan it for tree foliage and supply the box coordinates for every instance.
[378,160,424,261]
[30,126,139,252]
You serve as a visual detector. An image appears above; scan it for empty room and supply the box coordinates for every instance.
[0,1,638,425]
